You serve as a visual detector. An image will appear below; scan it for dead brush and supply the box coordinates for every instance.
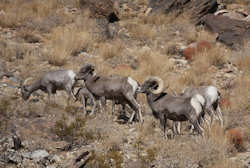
[191,45,229,68]
[134,48,174,82]
[229,75,250,112]
[125,21,157,41]
[0,0,61,28]
[139,12,176,26]
[178,69,212,88]
[52,113,87,142]
[98,39,125,60]
[46,26,92,66]
[16,29,41,43]
[0,97,13,132]
[233,40,250,72]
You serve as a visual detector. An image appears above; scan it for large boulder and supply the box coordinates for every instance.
[148,0,190,14]
[148,0,218,24]
[202,14,250,49]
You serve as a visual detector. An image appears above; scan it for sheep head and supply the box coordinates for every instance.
[140,76,164,94]
[20,77,33,100]
[76,64,95,80]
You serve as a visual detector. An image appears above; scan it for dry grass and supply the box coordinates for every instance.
[233,41,250,72]
[125,21,157,41]
[0,0,61,28]
[16,29,41,43]
[229,74,250,112]
[212,159,242,168]
[178,69,212,88]
[196,29,217,42]
[0,40,17,61]
[178,46,229,87]
[139,12,177,26]
[45,25,94,66]
[192,46,230,68]
[98,39,126,60]
[134,48,175,82]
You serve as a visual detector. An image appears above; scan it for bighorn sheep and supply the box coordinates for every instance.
[21,70,77,101]
[139,76,205,138]
[173,85,223,134]
[74,85,96,115]
[75,64,142,123]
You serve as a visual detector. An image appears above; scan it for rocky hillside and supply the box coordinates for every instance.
[0,0,250,167]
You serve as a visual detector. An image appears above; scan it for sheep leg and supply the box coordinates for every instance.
[121,103,126,117]
[190,118,204,136]
[89,98,97,116]
[160,114,167,139]
[46,84,53,104]
[66,87,76,102]
[81,96,87,115]
[213,101,223,127]
[112,101,115,117]
[216,105,223,127]
[172,122,178,135]
[126,94,142,123]
[100,97,106,113]
[188,113,204,136]
[174,121,181,135]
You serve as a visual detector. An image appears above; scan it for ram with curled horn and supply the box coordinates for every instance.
[139,76,206,138]
[20,69,78,102]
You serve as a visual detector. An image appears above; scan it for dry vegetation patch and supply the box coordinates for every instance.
[0,0,63,28]
[45,25,93,66]
[98,39,126,61]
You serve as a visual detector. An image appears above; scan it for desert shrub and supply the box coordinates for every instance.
[0,0,63,28]
[0,97,12,132]
[229,75,250,111]
[86,151,110,168]
[98,39,125,60]
[46,26,92,66]
[139,12,176,26]
[86,144,123,168]
[233,41,250,72]
[125,21,157,41]
[107,143,124,168]
[135,48,174,82]
[192,46,229,68]
[16,29,41,43]
[52,114,86,142]
[139,147,158,166]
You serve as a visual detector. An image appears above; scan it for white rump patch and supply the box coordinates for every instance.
[194,94,205,106]
[206,86,218,104]
[67,70,76,84]
[127,77,138,94]
[191,94,205,116]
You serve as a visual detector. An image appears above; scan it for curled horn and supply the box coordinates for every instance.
[145,76,164,94]
[20,77,33,88]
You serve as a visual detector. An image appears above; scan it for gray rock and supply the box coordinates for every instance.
[6,150,23,164]
[22,150,49,161]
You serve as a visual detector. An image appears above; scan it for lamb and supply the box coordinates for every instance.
[172,85,223,134]
[21,70,77,101]
[139,76,206,138]
[75,64,142,123]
